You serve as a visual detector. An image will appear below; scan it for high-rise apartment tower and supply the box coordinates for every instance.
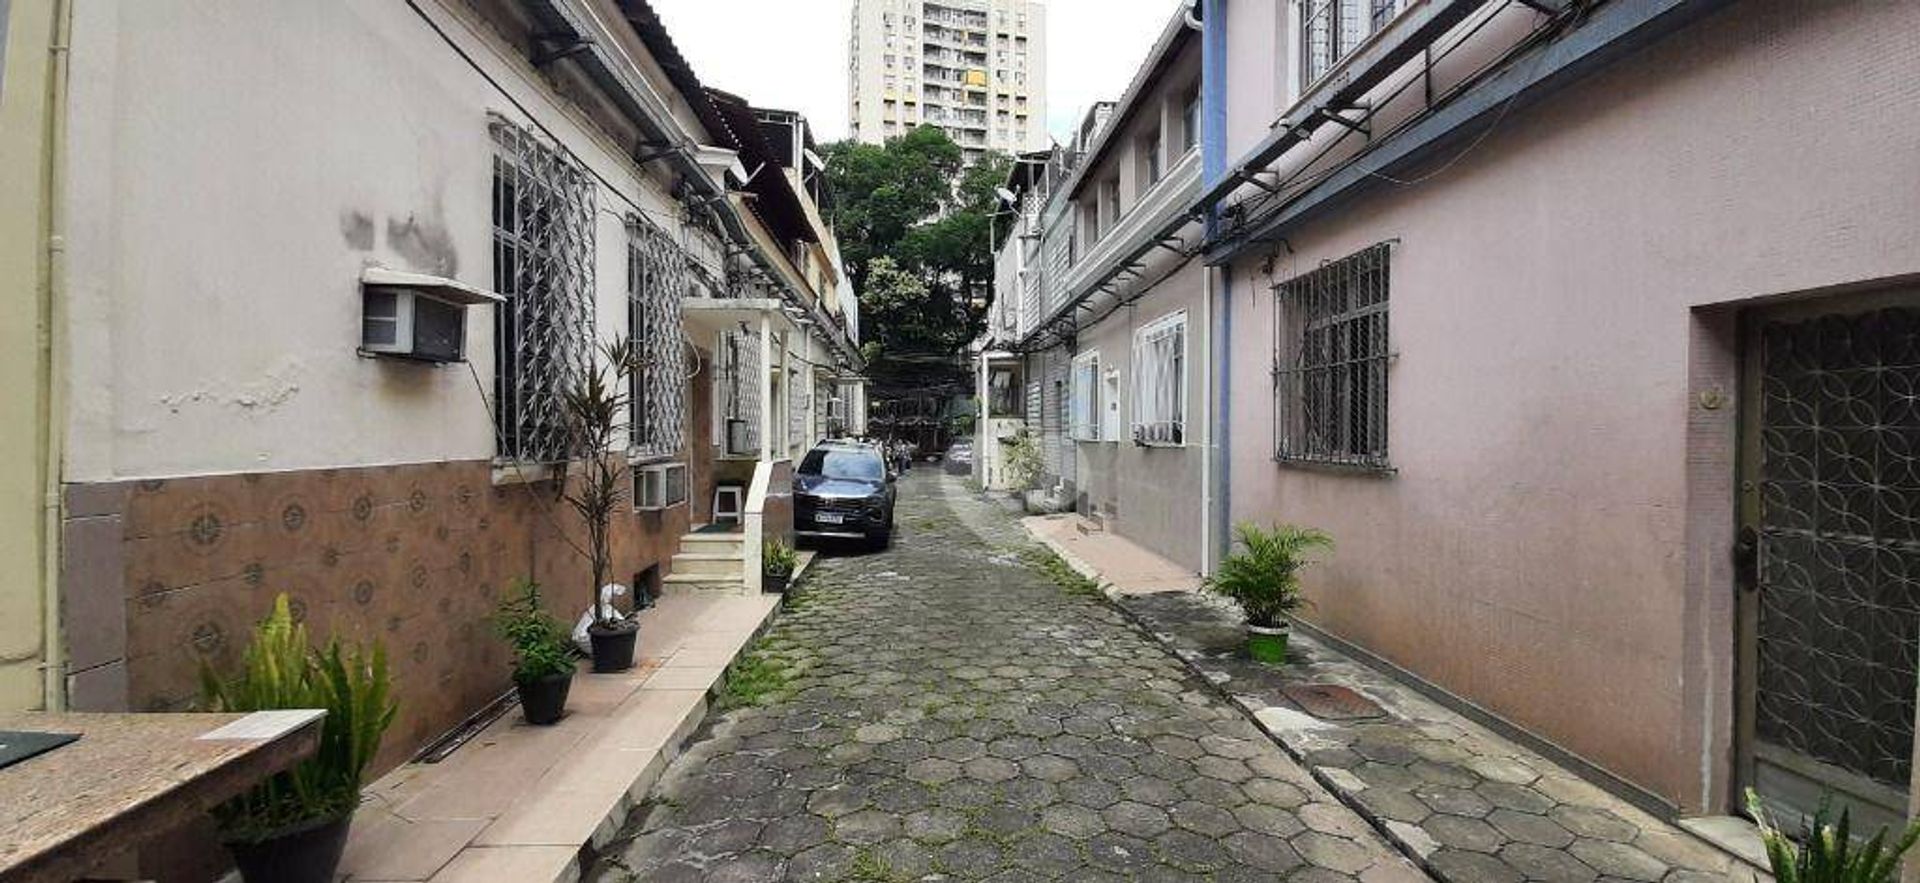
[848,0,1048,161]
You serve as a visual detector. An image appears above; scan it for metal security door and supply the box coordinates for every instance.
[1738,296,1920,830]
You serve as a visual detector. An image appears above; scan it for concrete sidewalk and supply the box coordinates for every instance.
[1027,514,1768,883]
[336,585,786,883]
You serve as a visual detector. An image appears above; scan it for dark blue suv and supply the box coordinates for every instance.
[793,441,897,549]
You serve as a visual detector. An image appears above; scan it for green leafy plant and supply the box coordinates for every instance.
[764,538,798,579]
[200,595,396,841]
[1003,430,1043,491]
[490,579,576,684]
[1203,523,1334,628]
[561,336,641,628]
[1748,789,1920,883]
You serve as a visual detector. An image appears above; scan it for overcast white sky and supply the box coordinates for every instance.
[649,0,1182,145]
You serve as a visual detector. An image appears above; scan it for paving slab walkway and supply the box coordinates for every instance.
[587,470,1428,881]
[1027,516,1768,883]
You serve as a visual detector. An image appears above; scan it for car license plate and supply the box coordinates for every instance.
[815,513,845,525]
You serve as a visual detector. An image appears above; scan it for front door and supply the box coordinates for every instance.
[1738,293,1920,830]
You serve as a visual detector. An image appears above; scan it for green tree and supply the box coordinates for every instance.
[823,126,1013,402]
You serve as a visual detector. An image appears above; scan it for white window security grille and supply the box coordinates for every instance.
[491,116,596,464]
[1132,312,1187,445]
[1101,368,1122,442]
[627,215,690,460]
[1301,0,1399,85]
[1070,350,1102,441]
[790,370,810,448]
[1274,241,1392,469]
[715,330,762,456]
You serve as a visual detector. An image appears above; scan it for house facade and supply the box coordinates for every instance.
[18,0,863,791]
[979,10,1212,572]
[1200,0,1920,829]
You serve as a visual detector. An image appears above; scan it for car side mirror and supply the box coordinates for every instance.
[886,472,897,483]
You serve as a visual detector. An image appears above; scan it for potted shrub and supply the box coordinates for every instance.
[1203,523,1333,664]
[200,594,395,883]
[561,336,642,672]
[1003,430,1046,511]
[1748,789,1920,882]
[763,538,797,594]
[492,579,577,725]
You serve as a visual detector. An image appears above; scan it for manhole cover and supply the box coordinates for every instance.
[1281,684,1385,721]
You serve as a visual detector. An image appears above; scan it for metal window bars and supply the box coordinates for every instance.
[626,214,690,460]
[1273,242,1392,470]
[1071,352,1101,441]
[716,330,762,456]
[1300,0,1400,85]
[490,117,596,465]
[1132,315,1187,445]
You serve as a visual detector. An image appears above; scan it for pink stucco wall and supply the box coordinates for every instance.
[1220,0,1920,811]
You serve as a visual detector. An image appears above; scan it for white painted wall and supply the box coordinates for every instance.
[60,0,699,482]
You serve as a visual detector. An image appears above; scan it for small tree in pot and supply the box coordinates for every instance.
[560,336,643,672]
[491,579,576,724]
[763,538,797,594]
[200,595,395,883]
[1203,523,1332,665]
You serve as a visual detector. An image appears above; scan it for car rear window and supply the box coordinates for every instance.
[799,448,884,481]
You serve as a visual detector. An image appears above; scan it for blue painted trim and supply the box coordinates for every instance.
[1201,0,1232,571]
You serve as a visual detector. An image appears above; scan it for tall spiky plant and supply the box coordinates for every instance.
[200,595,396,840]
[560,335,640,628]
[1748,790,1920,883]
[1203,523,1334,628]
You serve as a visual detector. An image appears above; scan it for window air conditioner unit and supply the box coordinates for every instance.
[358,268,503,364]
[635,462,689,510]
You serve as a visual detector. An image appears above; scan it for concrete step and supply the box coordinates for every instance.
[670,553,744,577]
[659,572,747,595]
[679,533,744,553]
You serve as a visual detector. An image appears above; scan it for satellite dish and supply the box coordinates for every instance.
[994,187,1018,205]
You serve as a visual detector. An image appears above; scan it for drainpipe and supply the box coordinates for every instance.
[1201,0,1231,573]
[40,0,74,711]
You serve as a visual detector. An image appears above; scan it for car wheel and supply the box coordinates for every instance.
[869,528,892,551]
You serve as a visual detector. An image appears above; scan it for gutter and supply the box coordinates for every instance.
[40,0,73,710]
[1200,0,1229,576]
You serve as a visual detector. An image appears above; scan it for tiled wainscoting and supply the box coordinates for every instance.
[62,458,692,774]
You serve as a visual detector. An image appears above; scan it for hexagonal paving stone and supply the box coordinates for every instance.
[1101,800,1173,838]
[1487,807,1576,848]
[1040,802,1107,839]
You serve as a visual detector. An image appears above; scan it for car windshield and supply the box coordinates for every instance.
[799,448,884,481]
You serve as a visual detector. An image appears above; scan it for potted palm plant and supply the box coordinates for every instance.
[763,538,797,594]
[1203,523,1333,664]
[561,336,642,672]
[1747,789,1920,883]
[200,594,395,883]
[492,579,576,725]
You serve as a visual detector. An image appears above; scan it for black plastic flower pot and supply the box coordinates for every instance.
[587,619,639,673]
[226,813,353,883]
[763,571,790,594]
[515,670,573,725]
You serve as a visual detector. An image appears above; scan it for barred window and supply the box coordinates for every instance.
[1131,312,1187,446]
[714,330,761,457]
[1301,0,1400,85]
[1070,350,1101,441]
[626,216,689,460]
[491,118,595,464]
[1273,242,1391,469]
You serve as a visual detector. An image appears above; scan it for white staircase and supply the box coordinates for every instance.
[660,529,749,595]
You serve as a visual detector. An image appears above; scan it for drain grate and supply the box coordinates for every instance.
[1281,683,1385,721]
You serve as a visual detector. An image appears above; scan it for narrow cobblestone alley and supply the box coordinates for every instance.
[588,470,1429,882]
